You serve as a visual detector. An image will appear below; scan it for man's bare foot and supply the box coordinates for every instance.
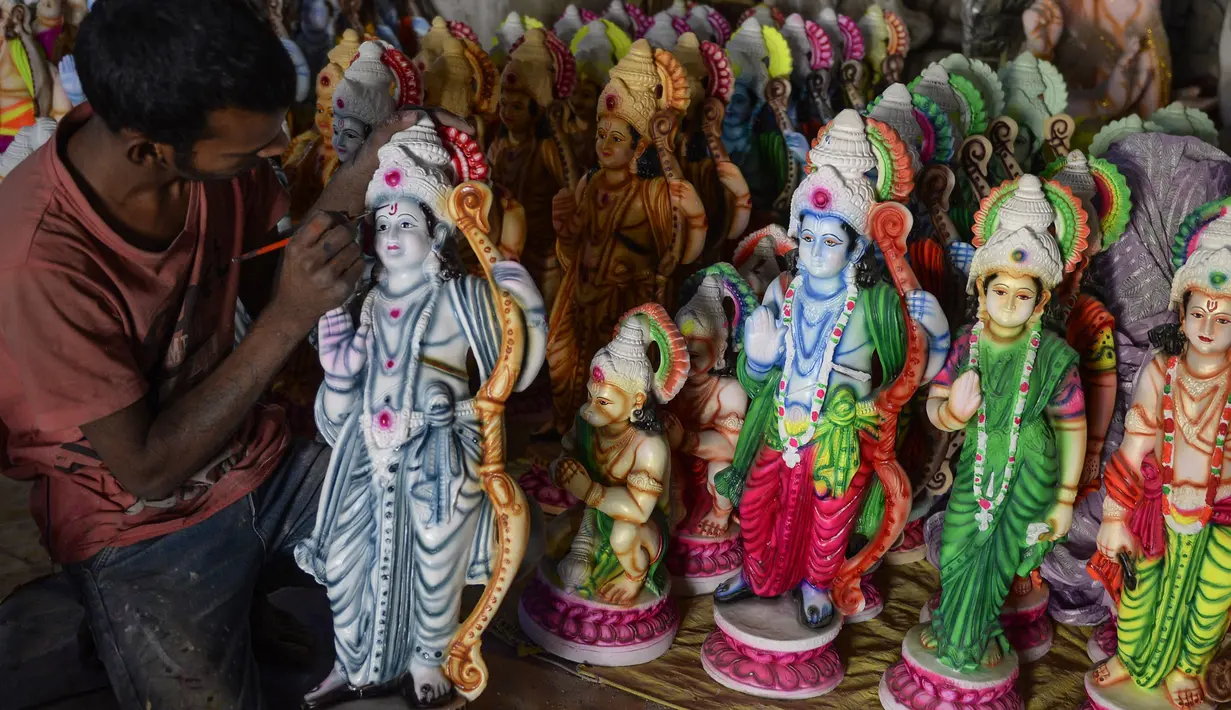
[1092,657,1130,687]
[303,667,348,704]
[1166,669,1205,709]
[1010,575,1033,598]
[981,638,1005,668]
[919,626,939,651]
[407,659,454,707]
[599,572,642,605]
[694,509,732,538]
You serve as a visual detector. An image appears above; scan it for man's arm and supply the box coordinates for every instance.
[81,213,363,500]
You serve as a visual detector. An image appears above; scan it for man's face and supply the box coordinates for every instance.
[169,107,289,181]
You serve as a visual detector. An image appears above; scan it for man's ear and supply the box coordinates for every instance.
[124,132,169,169]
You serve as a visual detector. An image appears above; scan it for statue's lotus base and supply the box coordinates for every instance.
[879,624,1023,710]
[1087,619,1117,663]
[517,565,679,666]
[920,584,1053,663]
[1080,669,1215,710]
[701,594,844,700]
[667,524,744,597]
[847,574,885,624]
[516,464,578,516]
[886,517,928,565]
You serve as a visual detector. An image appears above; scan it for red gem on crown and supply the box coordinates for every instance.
[385,170,401,187]
[811,187,832,210]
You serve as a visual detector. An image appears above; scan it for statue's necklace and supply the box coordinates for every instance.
[795,285,847,372]
[775,274,859,468]
[967,320,1041,532]
[1160,354,1231,525]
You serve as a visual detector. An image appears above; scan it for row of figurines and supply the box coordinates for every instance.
[289,97,1231,710]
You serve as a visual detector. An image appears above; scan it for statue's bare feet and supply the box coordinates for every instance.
[303,666,348,704]
[714,570,752,603]
[1010,575,1033,598]
[1165,669,1205,709]
[1092,657,1130,687]
[599,573,642,605]
[798,582,834,629]
[919,626,939,651]
[980,637,1005,668]
[407,659,453,707]
[694,509,731,538]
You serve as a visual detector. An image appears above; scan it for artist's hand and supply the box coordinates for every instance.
[552,188,575,234]
[268,212,365,334]
[1096,519,1139,560]
[1042,503,1073,542]
[744,306,785,372]
[947,370,983,424]
[318,307,370,382]
[784,130,810,164]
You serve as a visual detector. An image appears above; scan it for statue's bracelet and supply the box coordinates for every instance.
[1056,485,1078,505]
[584,483,605,508]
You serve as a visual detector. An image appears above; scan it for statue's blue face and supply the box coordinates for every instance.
[304,0,330,31]
[724,82,757,128]
[797,213,862,280]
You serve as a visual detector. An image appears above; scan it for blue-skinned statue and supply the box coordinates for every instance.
[699,109,950,700]
[723,16,810,225]
[294,0,337,81]
[295,116,547,708]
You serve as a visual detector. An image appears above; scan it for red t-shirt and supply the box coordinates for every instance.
[0,105,291,564]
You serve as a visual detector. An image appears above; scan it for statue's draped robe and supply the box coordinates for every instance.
[295,275,501,688]
[715,281,905,598]
[930,326,1079,671]
[488,133,566,286]
[549,174,677,430]
[1112,356,1231,687]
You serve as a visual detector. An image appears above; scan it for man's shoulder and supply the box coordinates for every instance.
[0,144,63,269]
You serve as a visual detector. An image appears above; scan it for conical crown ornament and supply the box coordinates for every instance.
[1051,150,1096,202]
[365,116,456,224]
[426,36,478,118]
[502,29,556,107]
[598,38,690,136]
[333,42,396,127]
[868,84,922,169]
[807,109,877,180]
[996,173,1057,235]
[1171,203,1231,307]
[789,163,879,237]
[967,176,1064,293]
[591,304,689,404]
[673,32,706,104]
[642,11,681,49]
[555,4,586,44]
[914,64,961,116]
[572,19,631,87]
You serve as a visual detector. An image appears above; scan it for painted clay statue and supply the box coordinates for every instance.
[997,52,1070,173]
[295,116,547,708]
[33,0,67,62]
[859,3,911,89]
[723,17,807,222]
[423,31,498,147]
[665,264,758,595]
[488,28,577,314]
[910,62,992,148]
[568,18,632,173]
[519,304,688,665]
[781,13,836,143]
[1023,0,1170,121]
[1089,103,1220,158]
[1037,150,1132,628]
[282,29,362,221]
[331,41,420,169]
[293,0,337,81]
[703,110,950,700]
[822,10,870,113]
[867,83,956,172]
[883,174,1089,710]
[671,32,751,260]
[1,0,54,153]
[545,39,706,436]
[731,223,794,300]
[738,2,785,29]
[490,11,543,66]
[1086,199,1231,710]
[266,0,311,103]
[962,0,1033,61]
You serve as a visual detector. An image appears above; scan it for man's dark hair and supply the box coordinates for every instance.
[76,0,296,150]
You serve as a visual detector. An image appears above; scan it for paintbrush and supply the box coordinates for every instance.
[232,209,372,263]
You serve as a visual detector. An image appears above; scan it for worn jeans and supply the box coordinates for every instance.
[65,439,328,710]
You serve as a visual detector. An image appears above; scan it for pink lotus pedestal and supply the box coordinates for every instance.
[701,595,844,700]
[1087,619,1117,663]
[517,464,578,516]
[880,624,1023,710]
[517,564,679,666]
[886,517,928,565]
[920,584,1053,663]
[667,524,744,596]
[1080,669,1214,710]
